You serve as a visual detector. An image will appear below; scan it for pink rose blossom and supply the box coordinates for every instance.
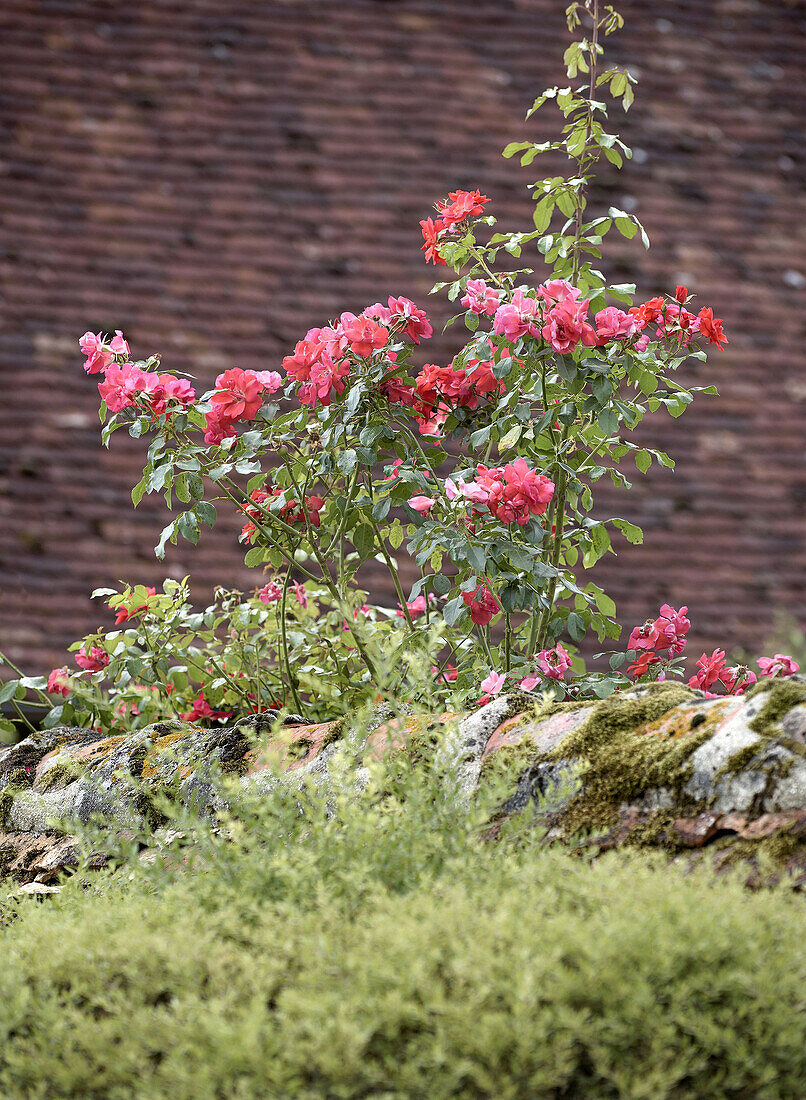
[293,581,308,609]
[396,595,428,619]
[298,353,350,409]
[149,374,196,415]
[435,189,490,228]
[629,605,689,656]
[387,296,433,343]
[461,279,501,317]
[536,643,572,681]
[541,296,597,354]
[688,650,728,692]
[362,302,393,325]
[282,337,325,383]
[47,667,71,697]
[537,279,581,306]
[480,671,506,696]
[75,646,110,673]
[720,666,757,695]
[339,313,389,358]
[520,675,540,691]
[594,306,642,344]
[408,495,436,515]
[98,363,158,413]
[258,581,283,605]
[757,654,800,678]
[180,692,234,722]
[493,289,541,342]
[204,405,238,445]
[80,329,129,374]
[250,370,283,393]
[212,367,264,421]
[462,585,501,626]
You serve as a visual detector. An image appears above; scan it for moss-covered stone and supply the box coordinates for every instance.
[543,683,712,835]
[748,678,806,736]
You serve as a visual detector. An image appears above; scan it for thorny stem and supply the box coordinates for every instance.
[364,475,416,632]
[531,0,601,656]
[571,0,601,283]
[279,570,304,715]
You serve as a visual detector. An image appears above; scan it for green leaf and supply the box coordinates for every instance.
[432,573,451,595]
[596,591,617,618]
[352,524,376,560]
[612,518,643,545]
[196,502,216,527]
[0,680,20,704]
[244,547,267,568]
[131,478,147,507]
[389,522,404,551]
[337,449,358,475]
[532,196,555,233]
[465,544,486,572]
[566,612,585,643]
[498,425,522,452]
[635,450,652,474]
[187,472,205,500]
[178,512,200,545]
[155,520,177,560]
[443,597,464,627]
[639,371,658,396]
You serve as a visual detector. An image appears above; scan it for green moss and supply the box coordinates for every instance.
[37,759,86,793]
[478,740,540,791]
[712,826,806,874]
[0,789,13,829]
[551,682,696,758]
[714,742,762,783]
[544,684,711,835]
[748,679,806,736]
[5,767,33,791]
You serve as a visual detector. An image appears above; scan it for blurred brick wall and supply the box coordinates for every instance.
[0,0,804,672]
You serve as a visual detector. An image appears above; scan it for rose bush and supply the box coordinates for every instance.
[0,1,796,736]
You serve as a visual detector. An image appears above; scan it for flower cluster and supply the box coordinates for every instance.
[180,692,234,723]
[479,642,573,704]
[447,459,554,527]
[81,331,198,419]
[419,189,491,265]
[80,330,130,374]
[240,486,325,543]
[687,650,800,697]
[624,605,799,698]
[99,363,196,417]
[75,646,110,673]
[204,368,282,444]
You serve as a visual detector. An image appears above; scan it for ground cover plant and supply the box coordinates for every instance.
[4,0,798,739]
[0,721,805,1099]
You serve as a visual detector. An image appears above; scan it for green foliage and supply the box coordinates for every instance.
[0,733,803,1098]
